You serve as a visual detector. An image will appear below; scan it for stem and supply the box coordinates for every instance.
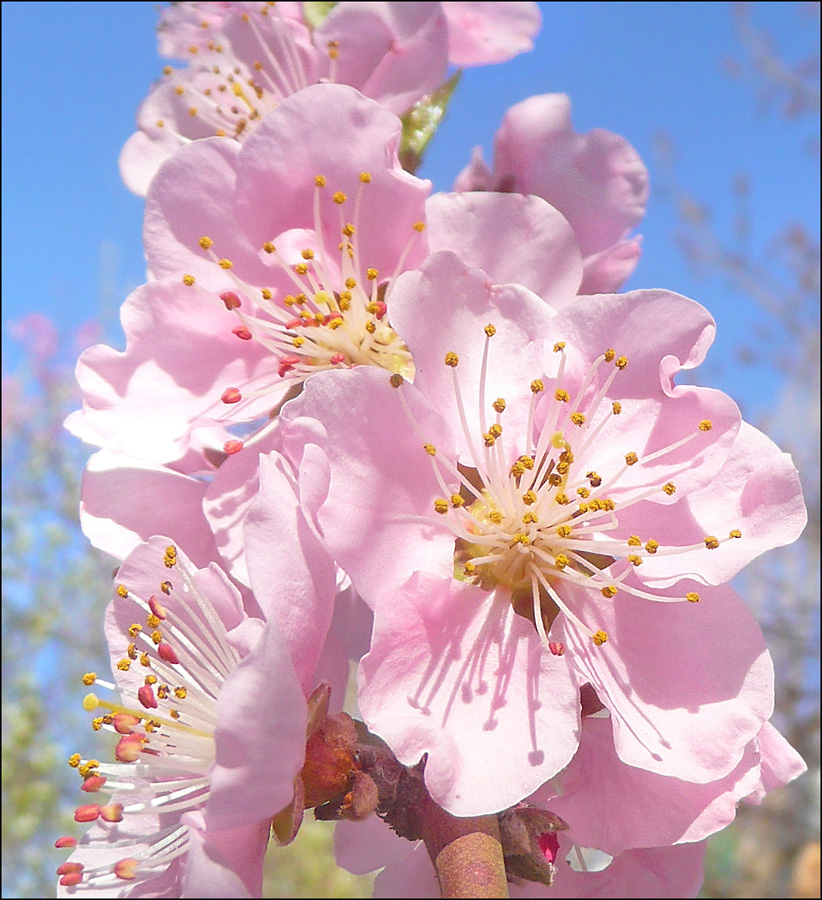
[418,796,509,899]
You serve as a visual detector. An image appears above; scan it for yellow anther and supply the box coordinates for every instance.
[215,128,226,137]
[117,659,131,671]
[423,443,436,456]
[261,288,272,300]
[315,175,326,187]
[531,379,545,394]
[198,236,213,249]
[615,356,628,369]
[150,630,162,646]
[434,499,449,515]
[333,191,346,204]
[519,456,534,470]
[161,580,172,595]
[627,554,642,566]
[117,584,129,598]
[483,433,496,447]
[156,119,165,127]
[555,388,569,402]
[389,374,404,388]
[413,221,426,232]
[601,585,618,598]
[554,555,569,570]
[360,171,371,183]
[553,342,566,352]
[145,675,158,685]
[91,718,104,731]
[263,241,276,254]
[645,539,659,554]
[338,294,351,311]
[570,412,586,426]
[686,592,701,603]
[366,268,379,281]
[127,643,138,660]
[341,223,355,237]
[163,65,172,76]
[555,493,570,505]
[493,398,506,413]
[299,249,315,261]
[603,348,616,362]
[365,321,377,334]
[556,525,572,537]
[170,709,181,719]
[586,471,602,487]
[522,512,538,524]
[729,529,742,539]
[188,107,198,117]
[663,482,676,495]
[183,274,196,286]
[444,352,459,367]
[704,535,720,550]
[548,473,563,486]
[612,401,622,415]
[576,486,590,498]
[488,424,502,438]
[292,336,305,348]
[627,535,642,546]
[82,673,96,686]
[140,652,150,667]
[68,753,82,768]
[513,533,531,545]
[344,278,357,289]
[625,452,639,466]
[510,461,525,477]
[489,511,504,524]
[128,623,142,637]
[699,420,713,431]
[577,502,590,513]
[294,263,308,275]
[592,630,609,646]
[464,561,476,575]
[484,323,496,337]
[522,490,537,506]
[450,494,464,508]
[174,687,187,699]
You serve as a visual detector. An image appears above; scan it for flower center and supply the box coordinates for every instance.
[181,172,423,456]
[395,325,742,651]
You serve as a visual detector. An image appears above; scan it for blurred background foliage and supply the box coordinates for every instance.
[2,2,818,897]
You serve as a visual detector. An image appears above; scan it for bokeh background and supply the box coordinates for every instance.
[2,2,819,896]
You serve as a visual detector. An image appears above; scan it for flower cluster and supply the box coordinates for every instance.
[59,3,806,897]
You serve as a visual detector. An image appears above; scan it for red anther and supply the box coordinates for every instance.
[373,300,387,320]
[232,325,253,340]
[223,439,244,455]
[137,684,158,710]
[548,642,565,657]
[330,353,346,365]
[115,858,139,880]
[74,804,101,823]
[537,831,560,864]
[81,775,107,792]
[59,872,83,887]
[278,355,301,377]
[148,595,167,620]
[100,803,124,823]
[116,733,146,762]
[220,291,242,310]
[57,862,84,876]
[221,387,242,404]
[158,642,180,665]
[55,836,78,849]
[112,713,141,734]
[285,317,303,329]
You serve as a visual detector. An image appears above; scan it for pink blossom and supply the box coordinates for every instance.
[55,536,307,896]
[122,2,451,194]
[454,94,649,293]
[71,85,433,471]
[442,2,542,67]
[276,248,805,814]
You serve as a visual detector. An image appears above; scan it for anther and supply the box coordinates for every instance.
[198,236,213,249]
[625,452,638,466]
[484,323,496,337]
[699,420,713,431]
[686,592,701,603]
[704,536,720,549]
[592,630,609,646]
[220,291,242,309]
[434,499,449,514]
[531,379,544,393]
[444,352,459,367]
[389,374,404,388]
[493,398,506,413]
[221,387,242,404]
[663,482,676,495]
[182,274,195,286]
[555,388,569,402]
[223,439,244,455]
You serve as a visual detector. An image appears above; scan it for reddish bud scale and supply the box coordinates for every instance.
[81,775,107,792]
[220,291,242,310]
[221,387,242,404]
[158,642,180,664]
[223,439,244,455]
[74,804,101,823]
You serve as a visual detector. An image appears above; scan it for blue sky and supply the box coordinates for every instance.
[2,1,819,425]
